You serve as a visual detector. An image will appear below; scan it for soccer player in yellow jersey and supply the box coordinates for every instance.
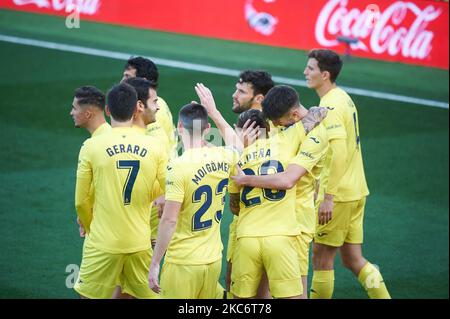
[70,86,111,237]
[70,86,110,137]
[196,76,275,298]
[304,49,390,299]
[74,83,168,299]
[122,57,177,266]
[228,95,310,299]
[125,77,160,133]
[122,56,176,153]
[148,103,238,299]
[231,99,329,299]
[125,76,165,220]
[228,70,275,298]
[106,77,161,299]
[196,82,325,299]
[232,70,275,113]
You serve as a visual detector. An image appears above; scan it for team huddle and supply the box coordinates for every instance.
[71,49,391,299]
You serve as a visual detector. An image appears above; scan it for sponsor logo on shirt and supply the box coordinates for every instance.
[300,151,314,160]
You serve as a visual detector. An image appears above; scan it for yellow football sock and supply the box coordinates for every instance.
[310,270,334,299]
[358,262,391,299]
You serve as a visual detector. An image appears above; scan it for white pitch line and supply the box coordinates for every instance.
[1,34,448,109]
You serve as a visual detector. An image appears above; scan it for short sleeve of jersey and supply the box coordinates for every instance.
[320,96,347,140]
[290,127,329,177]
[165,161,185,203]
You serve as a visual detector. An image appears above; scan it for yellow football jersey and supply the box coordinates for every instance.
[75,127,168,254]
[85,122,112,213]
[164,146,239,265]
[319,87,369,202]
[290,123,329,235]
[147,96,177,158]
[229,122,306,238]
[91,122,111,137]
[133,124,165,209]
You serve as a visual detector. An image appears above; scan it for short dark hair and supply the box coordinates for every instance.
[124,57,159,83]
[262,85,299,120]
[107,83,138,122]
[74,86,105,110]
[179,103,208,135]
[239,70,274,96]
[236,109,269,131]
[124,77,157,108]
[308,49,343,83]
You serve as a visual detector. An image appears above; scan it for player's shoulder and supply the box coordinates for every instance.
[82,131,105,148]
[215,145,240,159]
[321,87,355,111]
[276,122,307,147]
[166,155,189,178]
[306,124,328,146]
[140,134,168,154]
[309,122,328,137]
[274,122,304,142]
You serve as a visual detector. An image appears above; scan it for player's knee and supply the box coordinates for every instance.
[312,244,335,270]
[341,255,366,273]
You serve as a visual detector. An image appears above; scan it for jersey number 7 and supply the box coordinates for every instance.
[117,160,140,205]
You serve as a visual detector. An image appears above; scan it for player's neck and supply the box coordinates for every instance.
[250,103,262,111]
[87,116,107,135]
[111,118,133,128]
[132,117,146,130]
[181,135,206,150]
[316,82,337,98]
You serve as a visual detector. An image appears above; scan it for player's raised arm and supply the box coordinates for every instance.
[195,83,244,151]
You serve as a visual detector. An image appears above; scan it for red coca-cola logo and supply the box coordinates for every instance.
[315,0,442,59]
[12,0,101,15]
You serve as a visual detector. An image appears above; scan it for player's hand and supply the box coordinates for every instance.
[154,195,165,218]
[195,83,218,115]
[318,194,333,225]
[148,263,161,294]
[77,217,86,238]
[231,165,248,187]
[235,119,260,148]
